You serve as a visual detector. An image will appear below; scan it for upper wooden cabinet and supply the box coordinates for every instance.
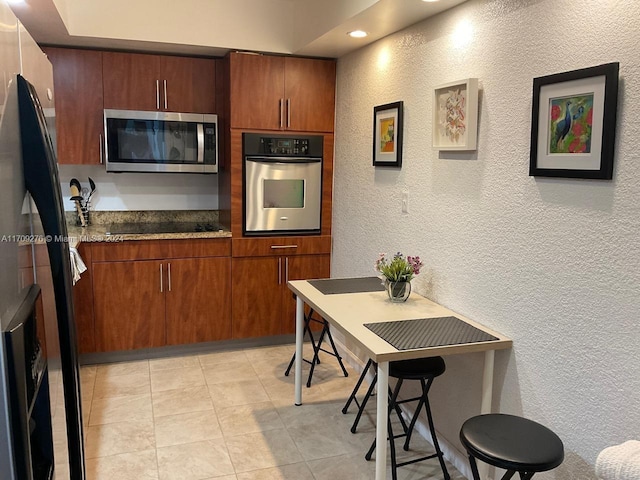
[229,52,336,132]
[102,52,216,114]
[44,47,104,165]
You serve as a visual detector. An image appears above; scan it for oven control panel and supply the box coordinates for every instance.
[262,137,310,155]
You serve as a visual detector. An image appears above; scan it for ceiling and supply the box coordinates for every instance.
[10,0,467,58]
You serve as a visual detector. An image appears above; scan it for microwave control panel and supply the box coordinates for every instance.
[204,123,217,164]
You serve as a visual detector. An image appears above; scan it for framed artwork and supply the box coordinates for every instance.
[529,62,619,179]
[433,78,479,151]
[373,101,403,167]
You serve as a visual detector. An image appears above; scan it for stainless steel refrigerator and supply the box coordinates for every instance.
[0,70,85,479]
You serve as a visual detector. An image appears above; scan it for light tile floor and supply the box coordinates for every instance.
[78,343,466,480]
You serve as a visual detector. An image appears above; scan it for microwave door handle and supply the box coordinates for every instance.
[197,123,204,163]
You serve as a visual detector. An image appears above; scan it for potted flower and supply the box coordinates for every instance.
[375,252,423,302]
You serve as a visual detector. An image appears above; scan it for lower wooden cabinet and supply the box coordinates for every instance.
[76,239,232,353]
[93,260,166,352]
[231,254,330,339]
[165,257,231,345]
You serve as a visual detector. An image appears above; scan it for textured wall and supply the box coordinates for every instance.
[332,0,640,478]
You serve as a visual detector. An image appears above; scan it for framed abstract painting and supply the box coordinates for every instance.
[432,78,479,151]
[373,101,403,167]
[529,62,619,179]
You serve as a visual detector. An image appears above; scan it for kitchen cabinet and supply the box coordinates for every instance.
[93,260,166,352]
[229,52,335,132]
[231,236,331,339]
[43,47,104,165]
[102,52,216,113]
[73,243,95,354]
[88,238,231,353]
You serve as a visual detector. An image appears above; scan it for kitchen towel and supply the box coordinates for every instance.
[69,246,87,285]
[596,440,640,480]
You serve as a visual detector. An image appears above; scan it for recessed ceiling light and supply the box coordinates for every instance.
[348,30,368,38]
[422,0,440,2]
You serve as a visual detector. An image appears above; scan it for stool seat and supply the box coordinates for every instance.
[460,414,564,474]
[390,357,446,379]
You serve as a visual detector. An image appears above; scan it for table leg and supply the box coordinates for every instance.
[294,296,304,406]
[375,361,389,480]
[478,350,495,478]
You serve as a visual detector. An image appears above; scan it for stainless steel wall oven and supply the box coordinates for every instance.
[243,133,323,236]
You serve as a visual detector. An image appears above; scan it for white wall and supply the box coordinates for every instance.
[57,164,219,212]
[332,0,640,478]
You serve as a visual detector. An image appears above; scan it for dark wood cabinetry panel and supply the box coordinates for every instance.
[73,243,95,353]
[284,57,336,133]
[93,260,166,352]
[44,47,104,165]
[229,52,336,132]
[162,56,216,114]
[166,257,231,345]
[103,52,160,111]
[231,257,282,339]
[230,53,284,130]
[103,52,216,113]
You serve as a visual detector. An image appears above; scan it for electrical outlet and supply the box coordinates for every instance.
[401,192,409,213]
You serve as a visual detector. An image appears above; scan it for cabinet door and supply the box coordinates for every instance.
[103,52,161,111]
[281,254,331,334]
[73,243,95,354]
[285,57,336,133]
[230,53,284,130]
[93,260,165,352]
[231,257,282,338]
[165,257,231,345]
[44,48,103,164]
[161,56,216,113]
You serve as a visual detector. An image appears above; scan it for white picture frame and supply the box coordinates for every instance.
[432,78,479,151]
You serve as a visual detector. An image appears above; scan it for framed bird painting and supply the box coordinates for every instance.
[529,62,619,179]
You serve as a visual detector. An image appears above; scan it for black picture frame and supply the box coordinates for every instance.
[529,62,619,179]
[373,101,404,167]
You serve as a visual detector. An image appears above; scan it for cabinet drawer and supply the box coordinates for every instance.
[91,238,231,262]
[232,236,331,257]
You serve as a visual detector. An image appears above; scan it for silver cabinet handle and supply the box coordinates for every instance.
[156,80,160,110]
[285,257,289,282]
[278,257,282,285]
[160,263,163,292]
[279,98,283,129]
[167,263,172,292]
[286,98,291,128]
[99,134,104,164]
[163,79,168,110]
[270,245,298,249]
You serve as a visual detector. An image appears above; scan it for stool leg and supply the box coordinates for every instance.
[284,311,315,377]
[322,321,349,377]
[421,379,449,480]
[468,455,482,480]
[351,372,377,433]
[342,359,373,414]
[365,379,404,475]
[402,377,432,450]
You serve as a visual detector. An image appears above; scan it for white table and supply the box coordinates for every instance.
[288,278,512,480]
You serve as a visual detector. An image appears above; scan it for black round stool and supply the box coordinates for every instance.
[365,356,450,480]
[460,414,564,480]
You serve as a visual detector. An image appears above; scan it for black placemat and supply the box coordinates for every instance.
[364,316,498,350]
[308,276,385,295]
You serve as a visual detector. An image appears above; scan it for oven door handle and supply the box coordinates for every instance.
[245,156,321,164]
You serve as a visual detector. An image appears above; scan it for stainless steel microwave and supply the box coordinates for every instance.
[104,109,218,173]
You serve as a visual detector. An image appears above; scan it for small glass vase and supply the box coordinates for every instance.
[384,279,411,303]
